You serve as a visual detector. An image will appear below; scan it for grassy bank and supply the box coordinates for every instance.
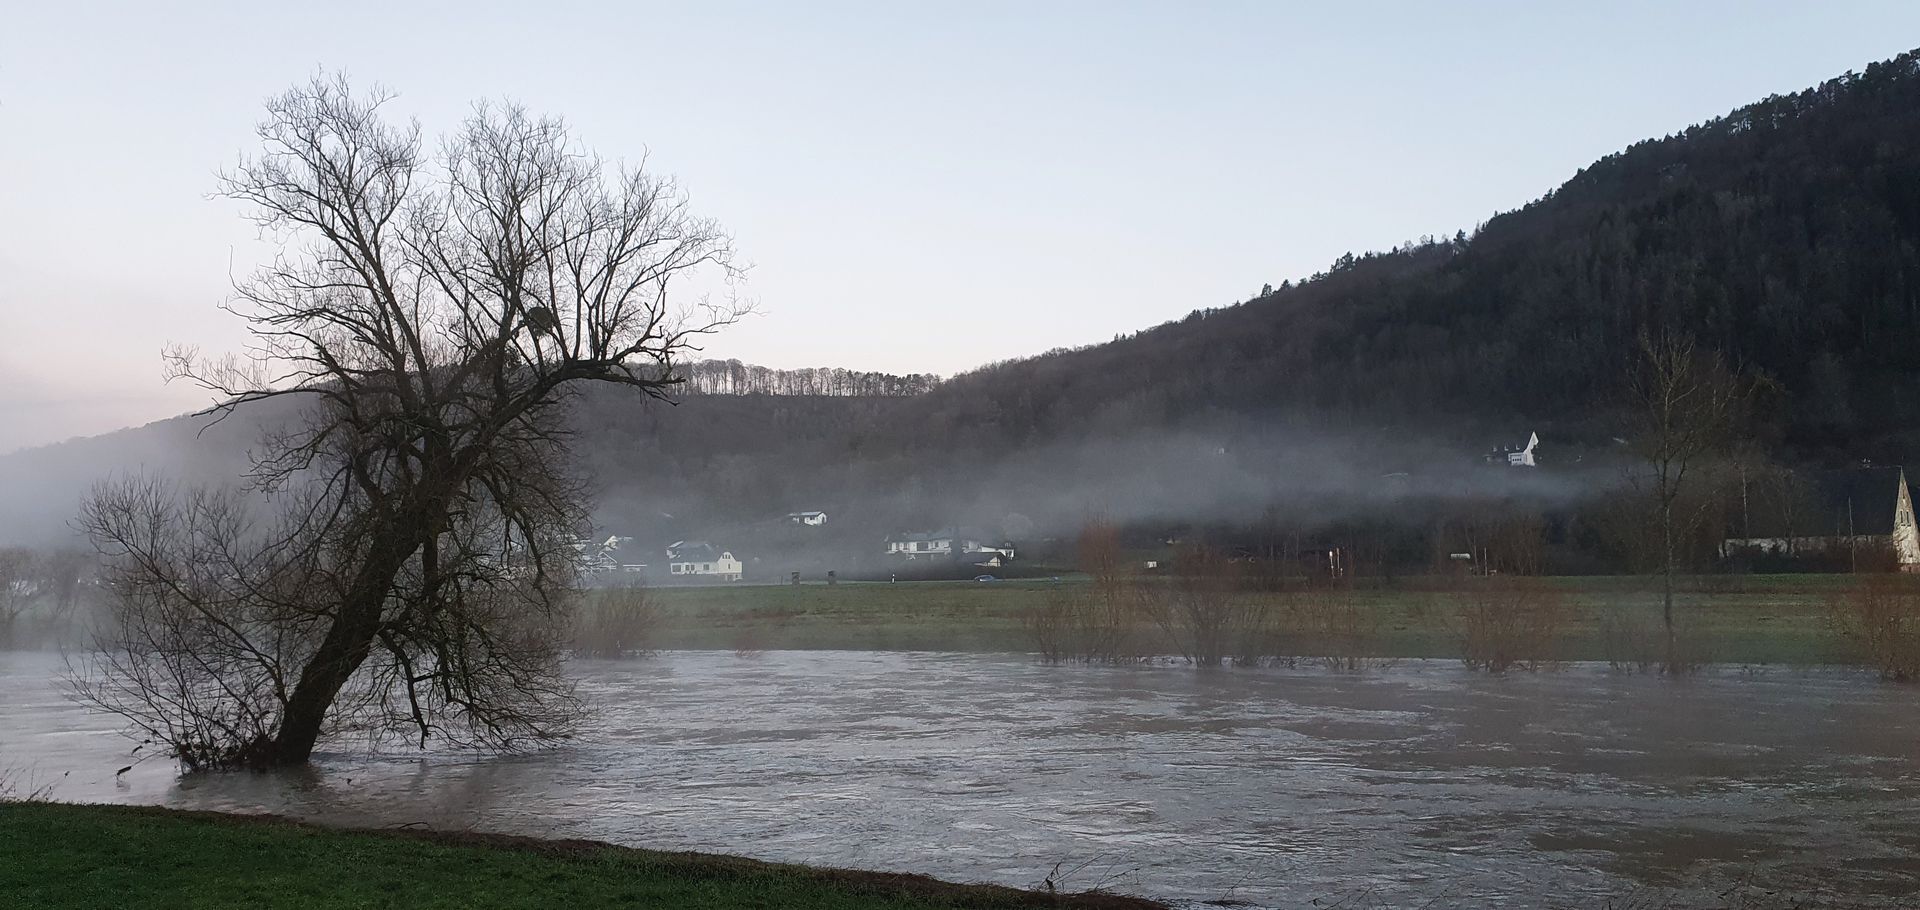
[634,575,1863,665]
[0,802,1162,910]
[644,580,1064,652]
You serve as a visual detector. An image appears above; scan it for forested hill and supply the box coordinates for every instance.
[905,50,1920,462]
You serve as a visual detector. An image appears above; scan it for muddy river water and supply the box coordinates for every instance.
[4,649,1918,907]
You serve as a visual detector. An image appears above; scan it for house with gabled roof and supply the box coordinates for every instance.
[666,540,744,581]
[884,528,1016,562]
[1485,430,1540,467]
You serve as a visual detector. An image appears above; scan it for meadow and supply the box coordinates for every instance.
[632,574,1863,665]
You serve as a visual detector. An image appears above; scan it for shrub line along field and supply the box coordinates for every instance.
[635,574,1869,666]
[0,802,1166,910]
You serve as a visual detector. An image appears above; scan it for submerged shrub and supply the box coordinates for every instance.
[1027,519,1146,664]
[1828,574,1920,681]
[1288,585,1386,671]
[1027,582,1145,664]
[1600,605,1710,676]
[1454,578,1572,673]
[1139,546,1278,667]
[1601,608,1661,674]
[571,584,660,659]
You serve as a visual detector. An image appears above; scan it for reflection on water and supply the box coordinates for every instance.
[4,649,1918,907]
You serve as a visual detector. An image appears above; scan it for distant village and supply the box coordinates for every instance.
[576,431,1920,585]
[573,510,1023,586]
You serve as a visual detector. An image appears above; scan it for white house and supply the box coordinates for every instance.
[885,528,1016,562]
[787,511,828,527]
[666,541,744,581]
[1487,431,1540,467]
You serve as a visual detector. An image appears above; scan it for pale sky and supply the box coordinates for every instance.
[2,2,1916,453]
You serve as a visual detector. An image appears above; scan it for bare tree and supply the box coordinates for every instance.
[0,549,34,647]
[75,75,739,768]
[34,549,91,626]
[1626,332,1747,657]
[0,547,94,648]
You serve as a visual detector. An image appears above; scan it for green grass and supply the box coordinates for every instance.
[643,580,1068,652]
[0,802,1161,910]
[636,574,1863,665]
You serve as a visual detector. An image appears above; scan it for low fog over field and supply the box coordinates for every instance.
[0,374,1618,579]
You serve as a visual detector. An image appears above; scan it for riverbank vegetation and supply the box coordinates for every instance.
[0,802,1162,910]
[571,583,662,659]
[1827,574,1920,680]
[620,572,1907,672]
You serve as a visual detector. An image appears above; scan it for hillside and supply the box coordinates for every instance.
[909,50,1920,463]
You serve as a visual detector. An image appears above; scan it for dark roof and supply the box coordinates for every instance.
[669,541,722,562]
[1739,467,1908,537]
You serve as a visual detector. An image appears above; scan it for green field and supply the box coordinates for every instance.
[0,802,1161,910]
[637,575,1867,665]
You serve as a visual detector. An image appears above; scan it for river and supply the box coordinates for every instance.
[3,649,1917,908]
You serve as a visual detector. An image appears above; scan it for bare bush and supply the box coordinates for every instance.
[1453,578,1572,673]
[1027,580,1144,664]
[1601,608,1661,674]
[1227,596,1288,667]
[570,584,660,659]
[0,766,55,803]
[732,626,767,659]
[1828,574,1920,681]
[1661,636,1712,676]
[1139,546,1277,667]
[1288,584,1386,671]
[1027,520,1145,663]
[1024,591,1073,664]
[1600,605,1710,675]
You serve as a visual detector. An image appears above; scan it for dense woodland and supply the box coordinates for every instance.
[914,52,1920,463]
[9,51,1920,578]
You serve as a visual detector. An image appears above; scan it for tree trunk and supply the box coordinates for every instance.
[1662,497,1677,663]
[270,530,420,766]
